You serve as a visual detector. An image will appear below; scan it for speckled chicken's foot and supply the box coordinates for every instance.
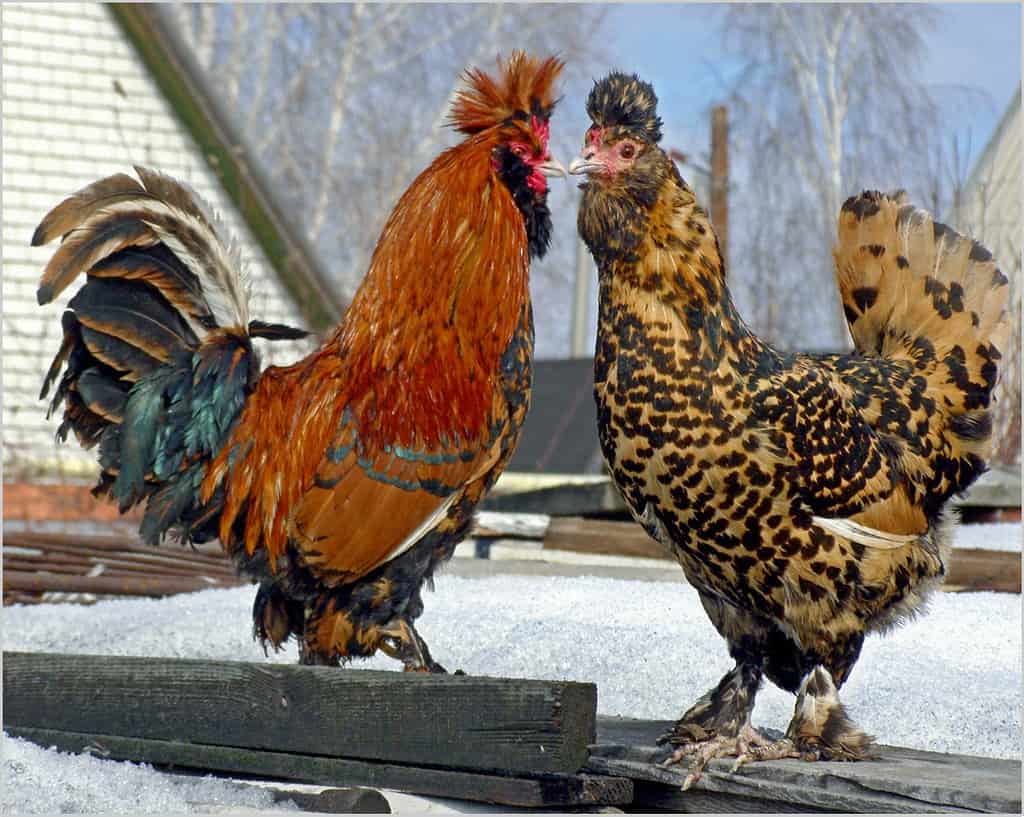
[656,662,763,789]
[378,618,447,673]
[732,666,874,773]
[661,722,775,790]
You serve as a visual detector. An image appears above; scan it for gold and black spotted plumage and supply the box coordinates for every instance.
[572,72,1009,783]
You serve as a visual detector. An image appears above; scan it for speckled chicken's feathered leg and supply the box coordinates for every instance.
[657,661,767,788]
[733,666,874,770]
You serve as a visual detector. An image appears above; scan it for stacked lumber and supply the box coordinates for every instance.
[471,512,1023,593]
[487,467,1022,516]
[3,652,630,809]
[4,652,1018,812]
[3,530,245,605]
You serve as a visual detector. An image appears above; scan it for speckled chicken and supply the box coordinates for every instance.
[570,73,1010,784]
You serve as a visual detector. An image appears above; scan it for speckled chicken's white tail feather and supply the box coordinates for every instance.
[812,516,919,550]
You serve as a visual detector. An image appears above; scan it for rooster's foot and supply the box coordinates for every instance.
[379,619,447,673]
[659,723,772,790]
[732,667,874,771]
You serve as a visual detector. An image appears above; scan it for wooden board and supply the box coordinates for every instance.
[486,467,1021,516]
[510,517,1020,594]
[3,652,595,776]
[6,727,632,809]
[590,717,1021,814]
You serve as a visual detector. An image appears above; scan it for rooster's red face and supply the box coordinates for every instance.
[497,115,565,195]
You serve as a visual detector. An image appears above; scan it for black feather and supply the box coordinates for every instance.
[70,278,198,360]
[586,72,663,143]
[248,320,310,341]
[76,368,129,423]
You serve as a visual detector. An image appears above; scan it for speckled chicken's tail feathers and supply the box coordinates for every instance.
[833,190,1009,458]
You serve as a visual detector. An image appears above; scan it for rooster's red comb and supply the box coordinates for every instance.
[450,51,564,136]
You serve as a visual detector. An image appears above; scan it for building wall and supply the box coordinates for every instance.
[952,90,1021,467]
[2,2,314,481]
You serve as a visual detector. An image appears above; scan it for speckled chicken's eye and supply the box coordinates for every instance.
[620,143,636,159]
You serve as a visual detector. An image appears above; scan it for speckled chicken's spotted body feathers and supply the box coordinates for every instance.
[577,72,1008,766]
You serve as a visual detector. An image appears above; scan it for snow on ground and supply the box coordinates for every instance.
[1,736,294,815]
[2,521,1021,813]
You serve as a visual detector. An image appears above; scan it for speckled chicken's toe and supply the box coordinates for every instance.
[660,723,774,790]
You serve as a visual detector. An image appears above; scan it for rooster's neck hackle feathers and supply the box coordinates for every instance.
[450,51,563,137]
[586,72,663,144]
[317,56,562,452]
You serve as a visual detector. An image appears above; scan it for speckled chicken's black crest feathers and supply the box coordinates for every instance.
[586,72,663,143]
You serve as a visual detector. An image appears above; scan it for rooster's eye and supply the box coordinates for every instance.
[511,145,528,158]
[620,143,636,159]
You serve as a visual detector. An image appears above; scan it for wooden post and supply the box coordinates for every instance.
[571,233,592,358]
[710,105,729,271]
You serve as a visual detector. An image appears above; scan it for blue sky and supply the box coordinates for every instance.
[598,3,1021,175]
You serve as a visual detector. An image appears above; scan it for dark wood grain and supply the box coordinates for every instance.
[6,727,632,808]
[3,652,596,776]
[592,717,1021,814]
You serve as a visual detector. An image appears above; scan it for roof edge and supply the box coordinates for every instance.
[108,3,345,332]
[965,87,1022,191]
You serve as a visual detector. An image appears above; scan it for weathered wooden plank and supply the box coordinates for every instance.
[944,548,1022,593]
[3,570,239,597]
[591,717,1020,814]
[4,532,232,567]
[7,728,632,808]
[487,467,1021,516]
[472,511,550,540]
[3,652,596,776]
[532,517,1020,593]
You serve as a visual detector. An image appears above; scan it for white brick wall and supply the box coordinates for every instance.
[2,3,315,478]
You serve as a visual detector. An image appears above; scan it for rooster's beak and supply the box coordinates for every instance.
[568,156,603,176]
[538,159,567,179]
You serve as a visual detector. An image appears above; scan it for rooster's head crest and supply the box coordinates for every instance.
[450,51,564,139]
[586,72,662,144]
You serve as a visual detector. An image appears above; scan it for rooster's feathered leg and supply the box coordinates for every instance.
[378,618,447,673]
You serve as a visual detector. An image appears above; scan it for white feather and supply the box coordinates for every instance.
[812,516,918,549]
[378,492,460,568]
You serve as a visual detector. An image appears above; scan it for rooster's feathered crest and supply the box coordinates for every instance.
[586,72,663,144]
[451,51,564,135]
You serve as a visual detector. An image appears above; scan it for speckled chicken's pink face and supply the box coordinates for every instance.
[569,127,642,179]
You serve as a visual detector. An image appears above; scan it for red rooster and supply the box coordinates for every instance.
[35,52,565,670]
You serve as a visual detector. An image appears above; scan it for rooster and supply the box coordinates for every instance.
[570,73,1009,784]
[34,52,565,671]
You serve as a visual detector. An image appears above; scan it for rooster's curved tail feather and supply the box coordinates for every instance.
[36,166,307,544]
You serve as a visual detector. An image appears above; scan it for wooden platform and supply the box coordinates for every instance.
[4,651,1019,812]
[471,512,1022,594]
[590,717,1021,813]
[486,466,1023,516]
[3,651,629,809]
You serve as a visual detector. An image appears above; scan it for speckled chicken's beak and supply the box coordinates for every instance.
[568,155,603,175]
[538,159,567,179]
